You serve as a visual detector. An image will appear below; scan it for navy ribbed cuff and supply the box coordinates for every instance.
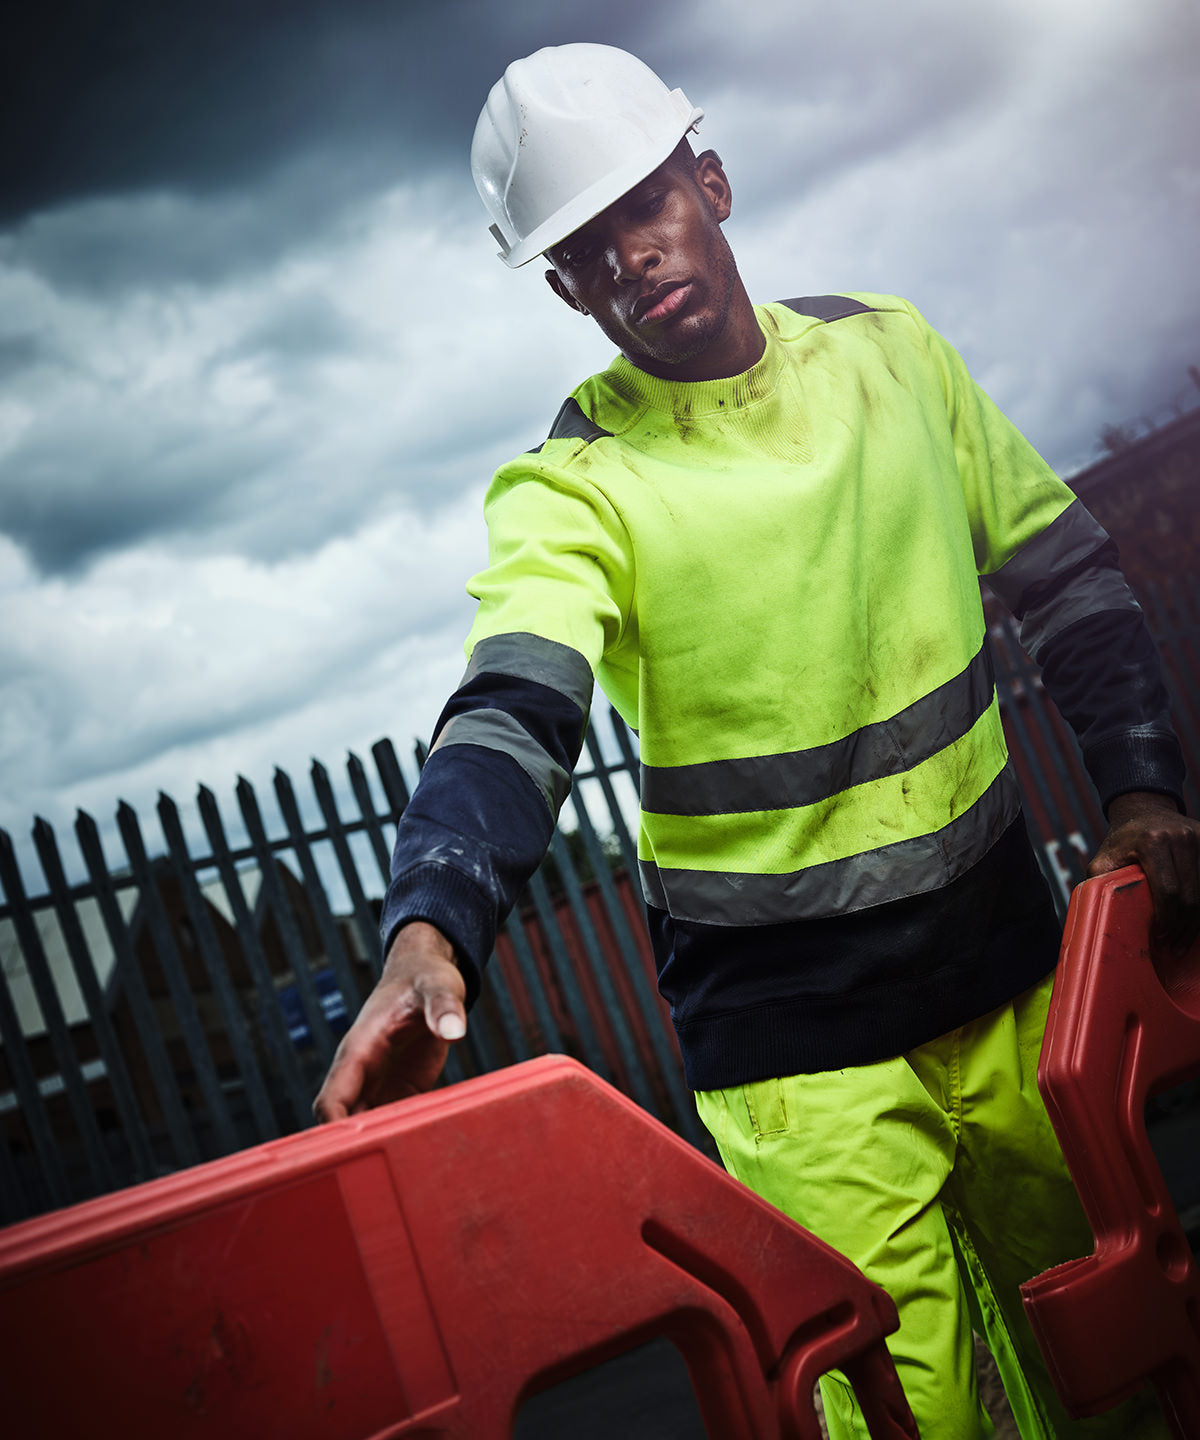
[1085,729,1187,816]
[379,861,497,1008]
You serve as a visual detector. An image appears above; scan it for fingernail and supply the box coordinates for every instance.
[436,1013,466,1041]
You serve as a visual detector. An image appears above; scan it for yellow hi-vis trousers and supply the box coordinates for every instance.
[695,975,1168,1439]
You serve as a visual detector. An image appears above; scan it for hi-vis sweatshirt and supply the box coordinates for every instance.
[381,294,1184,1089]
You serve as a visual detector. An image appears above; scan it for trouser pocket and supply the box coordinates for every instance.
[742,1076,788,1141]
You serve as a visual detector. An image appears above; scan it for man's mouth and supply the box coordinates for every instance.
[634,281,692,324]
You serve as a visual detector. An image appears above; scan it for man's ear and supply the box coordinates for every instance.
[694,149,732,224]
[545,268,589,315]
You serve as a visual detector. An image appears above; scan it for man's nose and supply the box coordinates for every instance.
[608,227,658,284]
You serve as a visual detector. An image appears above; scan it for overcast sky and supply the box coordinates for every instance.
[2,0,1198,891]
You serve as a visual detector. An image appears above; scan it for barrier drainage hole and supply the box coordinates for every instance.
[1145,1083,1200,1262]
[1156,1230,1191,1281]
[512,1336,708,1440]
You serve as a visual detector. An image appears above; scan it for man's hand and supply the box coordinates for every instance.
[312,921,467,1122]
[1088,791,1200,953]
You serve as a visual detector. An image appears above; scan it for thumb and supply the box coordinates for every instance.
[421,984,467,1041]
[429,998,467,1041]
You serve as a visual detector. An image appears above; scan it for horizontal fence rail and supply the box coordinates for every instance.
[2,577,1198,1224]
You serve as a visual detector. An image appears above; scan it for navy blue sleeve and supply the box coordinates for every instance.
[987,501,1185,813]
[378,633,593,1003]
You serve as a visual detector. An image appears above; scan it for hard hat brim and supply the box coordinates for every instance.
[500,106,704,268]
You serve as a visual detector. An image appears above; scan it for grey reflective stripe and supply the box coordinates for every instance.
[639,765,1021,925]
[986,500,1110,608]
[642,642,994,817]
[1019,567,1141,664]
[779,295,878,323]
[431,710,572,814]
[463,632,594,716]
[528,396,613,453]
[986,500,1137,662]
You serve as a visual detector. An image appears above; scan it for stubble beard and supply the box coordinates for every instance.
[619,227,739,373]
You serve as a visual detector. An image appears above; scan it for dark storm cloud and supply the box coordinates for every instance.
[5,0,438,224]
[0,155,406,295]
[229,291,367,365]
[3,0,661,229]
[1,0,671,304]
[0,333,53,382]
[0,413,282,574]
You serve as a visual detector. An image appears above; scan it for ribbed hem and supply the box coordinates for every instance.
[1085,730,1186,815]
[664,815,1063,1089]
[379,861,495,1008]
[602,308,784,416]
[678,943,1057,1091]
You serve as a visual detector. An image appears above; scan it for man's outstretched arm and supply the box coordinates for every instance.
[312,635,600,1118]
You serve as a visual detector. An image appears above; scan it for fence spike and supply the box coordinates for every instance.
[156,789,279,1144]
[0,823,116,1194]
[371,738,411,813]
[32,808,157,1183]
[115,799,240,1154]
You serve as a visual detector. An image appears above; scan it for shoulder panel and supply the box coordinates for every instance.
[529,396,614,454]
[778,295,878,323]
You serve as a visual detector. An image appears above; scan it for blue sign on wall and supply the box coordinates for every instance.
[268,968,351,1049]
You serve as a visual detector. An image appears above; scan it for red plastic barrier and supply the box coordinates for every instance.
[0,1055,918,1439]
[1020,866,1200,1436]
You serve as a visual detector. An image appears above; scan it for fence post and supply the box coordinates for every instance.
[195,785,314,1132]
[116,802,240,1157]
[347,751,394,882]
[31,817,155,1184]
[0,828,115,1194]
[157,793,279,1146]
[0,831,72,1213]
[235,776,339,1069]
[74,808,200,1170]
[310,759,383,981]
[272,766,367,1014]
[568,784,703,1145]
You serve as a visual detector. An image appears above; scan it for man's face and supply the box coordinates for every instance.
[544,150,740,377]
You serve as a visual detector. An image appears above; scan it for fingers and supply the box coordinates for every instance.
[312,1046,365,1124]
[1086,850,1124,878]
[312,935,469,1121]
[1152,826,1200,953]
[1090,808,1200,952]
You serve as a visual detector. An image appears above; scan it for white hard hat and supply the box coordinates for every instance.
[471,43,704,268]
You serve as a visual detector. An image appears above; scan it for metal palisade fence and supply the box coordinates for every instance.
[2,576,1198,1224]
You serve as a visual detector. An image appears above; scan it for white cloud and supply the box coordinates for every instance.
[0,496,484,822]
[0,172,613,573]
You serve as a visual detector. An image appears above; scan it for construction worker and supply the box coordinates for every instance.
[315,44,1194,1439]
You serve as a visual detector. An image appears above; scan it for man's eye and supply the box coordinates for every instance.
[635,193,665,218]
[562,242,597,267]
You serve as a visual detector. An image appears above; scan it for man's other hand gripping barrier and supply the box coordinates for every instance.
[0,1054,918,1439]
[1021,866,1200,1437]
